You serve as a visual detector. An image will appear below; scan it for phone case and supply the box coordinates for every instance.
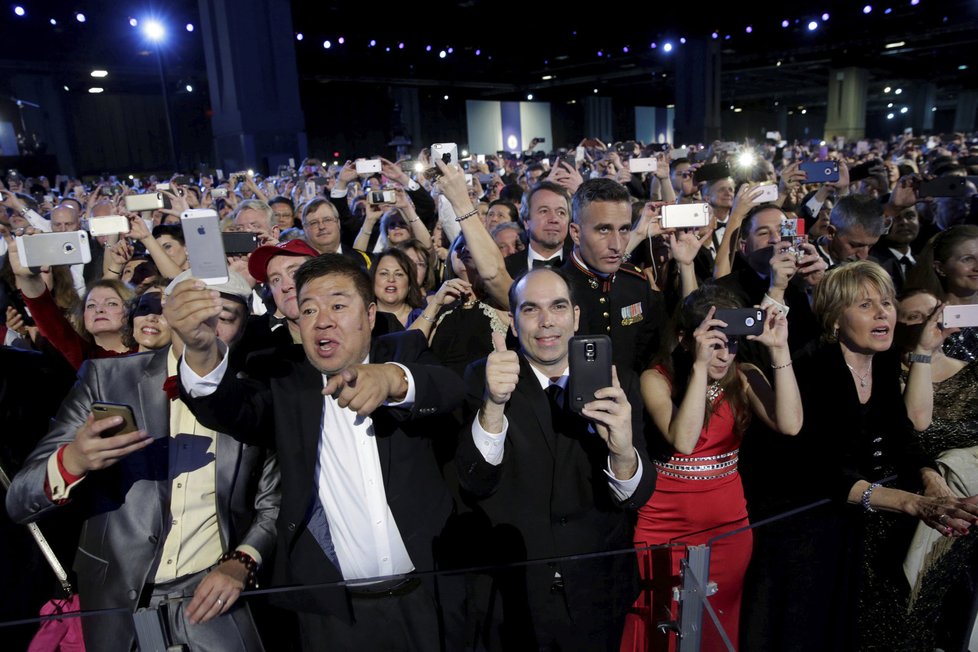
[92,402,138,437]
[17,231,93,267]
[714,309,765,337]
[568,335,613,414]
[799,161,840,183]
[222,231,259,255]
[89,215,131,237]
[660,203,711,229]
[180,209,229,284]
[124,193,164,212]
[943,305,978,328]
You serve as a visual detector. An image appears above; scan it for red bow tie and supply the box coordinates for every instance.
[163,375,179,401]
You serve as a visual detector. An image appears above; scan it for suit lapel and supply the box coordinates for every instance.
[516,354,557,457]
[138,348,172,511]
[293,360,327,512]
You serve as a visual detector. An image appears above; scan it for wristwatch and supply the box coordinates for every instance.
[908,353,932,364]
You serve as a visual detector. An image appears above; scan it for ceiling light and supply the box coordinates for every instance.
[91,70,108,78]
[885,41,905,49]
[88,87,104,94]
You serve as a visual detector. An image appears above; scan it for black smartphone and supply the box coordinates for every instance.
[222,231,260,255]
[92,402,138,438]
[568,335,613,415]
[714,308,765,337]
[693,162,731,184]
[799,161,840,183]
[848,161,875,183]
[918,177,971,199]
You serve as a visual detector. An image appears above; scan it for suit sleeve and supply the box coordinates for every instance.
[375,330,466,421]
[407,186,436,230]
[455,358,505,498]
[5,362,96,523]
[236,449,281,566]
[180,363,275,447]
[329,193,360,249]
[615,369,655,510]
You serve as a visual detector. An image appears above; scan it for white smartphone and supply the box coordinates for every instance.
[670,147,689,160]
[629,157,657,173]
[754,183,780,203]
[156,182,171,191]
[943,305,978,328]
[355,159,382,174]
[89,215,131,237]
[125,193,164,212]
[476,154,486,163]
[180,209,229,285]
[660,203,711,229]
[576,146,586,163]
[304,180,317,200]
[16,231,92,267]
[430,143,459,168]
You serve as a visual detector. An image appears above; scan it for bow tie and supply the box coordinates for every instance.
[163,375,180,401]
[532,257,561,269]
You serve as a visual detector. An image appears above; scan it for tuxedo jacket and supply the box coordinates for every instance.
[456,354,655,626]
[870,242,913,294]
[182,330,465,619]
[5,347,280,652]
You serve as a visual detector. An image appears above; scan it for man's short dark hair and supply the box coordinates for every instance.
[151,224,184,244]
[269,196,294,211]
[829,194,886,237]
[669,158,691,171]
[518,180,571,225]
[487,199,519,223]
[294,253,373,310]
[508,266,578,314]
[571,178,631,225]
[740,203,785,238]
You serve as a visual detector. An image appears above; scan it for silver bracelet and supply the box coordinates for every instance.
[455,209,478,222]
[419,312,436,324]
[861,482,881,513]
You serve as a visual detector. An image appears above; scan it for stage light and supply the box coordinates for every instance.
[679,37,686,44]
[76,12,86,22]
[186,23,194,32]
[143,20,165,42]
[88,87,104,94]
[734,108,743,113]
[711,32,719,39]
[959,64,968,70]
[443,95,449,100]
[650,42,657,49]
[91,70,108,78]
[887,113,894,119]
[128,175,134,180]
[323,40,331,49]
[593,88,598,93]
[932,106,937,111]
[385,47,390,52]
[597,51,603,57]
[737,151,755,166]
[461,150,469,157]
[822,13,830,20]
[527,94,533,100]
[475,49,481,55]
[885,41,906,48]
[888,102,894,108]
[14,6,25,17]
[129,18,137,27]
[781,19,789,27]
[63,85,69,91]
[663,42,673,52]
[398,42,404,49]
[447,47,453,54]
[338,37,344,44]
[414,162,424,173]
[801,109,807,114]
[808,21,818,31]
[186,84,193,92]
[895,88,903,94]
[884,86,892,93]
[911,0,919,4]
[425,45,431,51]
[900,106,908,114]
[369,39,376,47]
[50,18,57,25]
[439,50,446,58]
[862,5,872,13]
[296,33,303,41]
[622,46,629,53]
[745,26,753,33]
[541,74,553,80]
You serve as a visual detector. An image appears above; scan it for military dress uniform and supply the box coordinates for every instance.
[563,252,663,375]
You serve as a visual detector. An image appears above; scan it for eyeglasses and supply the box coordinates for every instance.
[305,216,338,228]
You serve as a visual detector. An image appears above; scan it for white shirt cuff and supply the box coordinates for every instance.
[179,342,229,398]
[406,179,421,192]
[471,412,508,465]
[236,544,263,568]
[383,362,416,407]
[25,209,52,233]
[47,449,85,501]
[604,450,643,501]
[330,188,349,199]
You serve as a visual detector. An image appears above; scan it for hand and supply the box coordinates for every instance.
[226,254,257,288]
[337,161,358,187]
[186,560,248,625]
[159,190,189,218]
[653,152,669,180]
[916,301,958,355]
[431,278,472,308]
[891,175,920,207]
[667,228,711,266]
[768,247,798,291]
[433,159,473,212]
[692,306,729,368]
[485,332,519,405]
[127,214,152,241]
[747,306,789,350]
[912,494,978,538]
[6,305,31,337]
[162,278,224,354]
[380,158,411,187]
[581,366,637,474]
[108,239,135,268]
[61,414,153,477]
[794,243,827,287]
[731,184,766,222]
[3,233,37,278]
[322,364,408,416]
[778,162,805,196]
[547,161,584,194]
[830,159,851,193]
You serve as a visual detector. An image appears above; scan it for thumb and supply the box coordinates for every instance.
[342,367,359,384]
[491,331,508,353]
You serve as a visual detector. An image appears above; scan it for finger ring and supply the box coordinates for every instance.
[939,514,949,523]
[215,597,224,606]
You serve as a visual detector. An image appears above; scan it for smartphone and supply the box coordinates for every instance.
[304,180,317,200]
[670,147,689,160]
[918,177,971,199]
[180,209,229,285]
[660,203,711,229]
[799,161,840,183]
[693,162,732,184]
[848,161,874,183]
[629,157,657,173]
[222,231,259,255]
[754,183,779,203]
[576,146,586,163]
[156,182,171,191]
[16,231,92,267]
[313,177,330,188]
[568,335,613,415]
[430,143,459,168]
[171,175,191,187]
[476,154,486,164]
[92,402,138,438]
[355,159,382,175]
[125,193,164,212]
[368,189,397,204]
[943,305,978,328]
[43,193,54,203]
[211,188,228,199]
[714,308,765,337]
[89,215,131,237]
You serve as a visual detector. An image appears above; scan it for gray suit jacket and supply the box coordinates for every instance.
[5,347,280,651]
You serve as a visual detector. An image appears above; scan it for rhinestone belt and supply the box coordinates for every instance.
[655,467,739,481]
[654,449,739,481]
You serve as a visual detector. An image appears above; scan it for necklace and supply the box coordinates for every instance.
[707,380,723,403]
[846,362,872,388]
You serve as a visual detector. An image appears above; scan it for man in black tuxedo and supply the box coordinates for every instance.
[457,267,655,650]
[503,181,573,278]
[168,254,465,651]
[870,206,920,294]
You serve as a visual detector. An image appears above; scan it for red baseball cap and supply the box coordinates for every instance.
[247,239,319,283]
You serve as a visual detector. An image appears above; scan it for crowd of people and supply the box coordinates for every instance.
[2,131,978,651]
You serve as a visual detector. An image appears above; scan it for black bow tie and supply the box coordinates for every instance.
[532,257,561,269]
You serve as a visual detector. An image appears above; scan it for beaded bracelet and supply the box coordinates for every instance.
[455,208,478,222]
[219,550,259,587]
[771,360,793,370]
[861,482,881,513]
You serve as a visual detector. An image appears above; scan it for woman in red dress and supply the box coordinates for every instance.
[622,285,802,651]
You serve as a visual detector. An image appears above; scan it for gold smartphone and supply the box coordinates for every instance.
[92,402,138,438]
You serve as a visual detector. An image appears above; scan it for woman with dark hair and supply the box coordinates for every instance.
[123,283,172,352]
[395,239,438,293]
[623,285,801,652]
[371,248,425,331]
[904,224,978,361]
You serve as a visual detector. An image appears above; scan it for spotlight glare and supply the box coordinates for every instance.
[14,6,25,17]
[338,37,344,44]
[186,23,194,32]
[129,18,137,27]
[369,39,376,47]
[398,42,404,49]
[527,94,533,100]
[863,5,872,13]
[414,163,424,173]
[443,95,449,100]
[911,0,919,4]
[63,85,69,91]
[323,40,331,49]
[90,70,108,78]
[808,21,818,31]
[711,32,719,39]
[76,12,86,22]
[439,50,446,58]
[782,19,789,28]
[885,41,906,48]
[295,33,303,41]
[801,109,807,115]
[895,88,903,94]
[88,87,103,94]
[887,113,894,119]
[884,86,892,93]
[737,152,755,167]
[461,150,469,157]
[50,18,57,25]
[425,45,431,51]
[900,106,908,114]
[959,64,968,70]
[888,102,893,108]
[679,37,686,44]
[475,49,481,55]
[143,20,165,42]
[745,25,753,34]
[822,13,830,20]
[186,84,193,92]
[447,47,453,54]
[663,42,673,52]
